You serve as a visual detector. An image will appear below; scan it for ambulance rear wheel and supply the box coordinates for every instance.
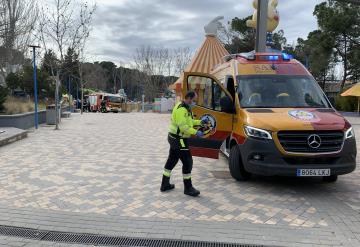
[229,145,251,181]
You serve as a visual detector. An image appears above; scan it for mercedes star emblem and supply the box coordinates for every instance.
[307,134,321,149]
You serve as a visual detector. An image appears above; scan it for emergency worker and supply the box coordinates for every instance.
[160,91,207,197]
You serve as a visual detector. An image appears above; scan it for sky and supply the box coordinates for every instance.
[85,0,324,64]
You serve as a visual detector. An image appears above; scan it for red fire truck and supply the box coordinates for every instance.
[88,93,104,112]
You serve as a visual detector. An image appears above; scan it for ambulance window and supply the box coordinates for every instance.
[202,78,213,109]
[187,75,230,111]
[187,76,212,109]
[214,84,227,111]
[226,77,235,100]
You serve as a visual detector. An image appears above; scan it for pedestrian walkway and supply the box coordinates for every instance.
[0,113,359,246]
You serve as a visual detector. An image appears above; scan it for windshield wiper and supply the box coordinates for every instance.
[244,106,330,109]
[293,106,328,108]
[243,106,281,108]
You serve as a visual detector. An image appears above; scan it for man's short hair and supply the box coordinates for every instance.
[185,91,196,99]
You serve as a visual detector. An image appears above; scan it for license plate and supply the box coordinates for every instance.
[297,169,330,177]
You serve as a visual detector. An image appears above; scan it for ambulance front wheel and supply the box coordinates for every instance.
[229,145,251,181]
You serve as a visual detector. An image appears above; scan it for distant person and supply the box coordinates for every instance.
[160,91,208,197]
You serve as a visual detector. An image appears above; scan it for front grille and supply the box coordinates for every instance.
[283,157,339,165]
[277,131,344,153]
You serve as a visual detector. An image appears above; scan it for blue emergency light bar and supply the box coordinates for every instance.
[258,53,293,61]
[226,51,294,62]
[258,55,279,61]
[281,53,293,61]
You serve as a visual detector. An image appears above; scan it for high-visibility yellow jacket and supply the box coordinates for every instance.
[169,102,202,138]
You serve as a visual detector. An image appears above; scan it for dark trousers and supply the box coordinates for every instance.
[164,134,193,175]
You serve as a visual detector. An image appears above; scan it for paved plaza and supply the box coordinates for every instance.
[0,112,360,246]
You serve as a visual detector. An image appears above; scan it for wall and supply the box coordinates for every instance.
[0,111,47,130]
[0,107,67,130]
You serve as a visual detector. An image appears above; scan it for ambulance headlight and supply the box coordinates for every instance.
[345,127,355,139]
[244,126,272,140]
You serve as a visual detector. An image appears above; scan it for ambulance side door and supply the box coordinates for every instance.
[183,72,234,159]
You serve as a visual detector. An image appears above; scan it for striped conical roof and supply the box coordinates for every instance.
[171,35,229,91]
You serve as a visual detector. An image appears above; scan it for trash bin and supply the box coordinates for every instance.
[46,105,56,125]
[46,105,58,125]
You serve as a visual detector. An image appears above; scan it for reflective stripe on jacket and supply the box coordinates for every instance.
[169,102,202,138]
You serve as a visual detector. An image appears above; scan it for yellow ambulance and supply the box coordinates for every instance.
[183,51,356,182]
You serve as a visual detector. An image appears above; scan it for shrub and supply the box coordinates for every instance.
[335,95,358,112]
[3,96,34,115]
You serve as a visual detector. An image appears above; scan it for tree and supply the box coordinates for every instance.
[306,30,335,89]
[272,30,287,50]
[292,38,308,65]
[38,0,96,123]
[348,43,360,82]
[220,16,255,53]
[76,47,189,101]
[220,16,288,53]
[21,65,36,95]
[284,31,335,89]
[61,47,79,96]
[314,0,360,90]
[6,71,22,92]
[37,68,55,99]
[38,0,96,62]
[41,50,59,76]
[82,62,108,90]
[133,46,171,100]
[0,85,8,111]
[174,47,193,76]
[20,64,54,98]
[0,0,38,76]
[99,61,117,92]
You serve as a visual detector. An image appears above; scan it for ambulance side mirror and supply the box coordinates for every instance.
[220,96,235,114]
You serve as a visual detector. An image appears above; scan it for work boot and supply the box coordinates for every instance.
[160,175,175,192]
[183,179,200,197]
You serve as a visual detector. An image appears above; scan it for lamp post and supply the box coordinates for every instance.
[29,45,40,129]
[68,76,71,112]
[255,0,268,53]
[76,81,79,110]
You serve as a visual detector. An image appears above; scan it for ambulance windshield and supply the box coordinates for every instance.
[237,75,331,108]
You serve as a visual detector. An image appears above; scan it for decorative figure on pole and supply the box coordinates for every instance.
[246,0,280,47]
[204,16,224,37]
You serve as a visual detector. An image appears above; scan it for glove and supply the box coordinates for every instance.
[201,118,209,125]
[196,131,204,137]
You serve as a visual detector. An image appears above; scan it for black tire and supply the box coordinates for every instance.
[323,175,338,183]
[229,144,251,181]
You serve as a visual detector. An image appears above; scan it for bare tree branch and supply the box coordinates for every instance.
[0,0,38,77]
